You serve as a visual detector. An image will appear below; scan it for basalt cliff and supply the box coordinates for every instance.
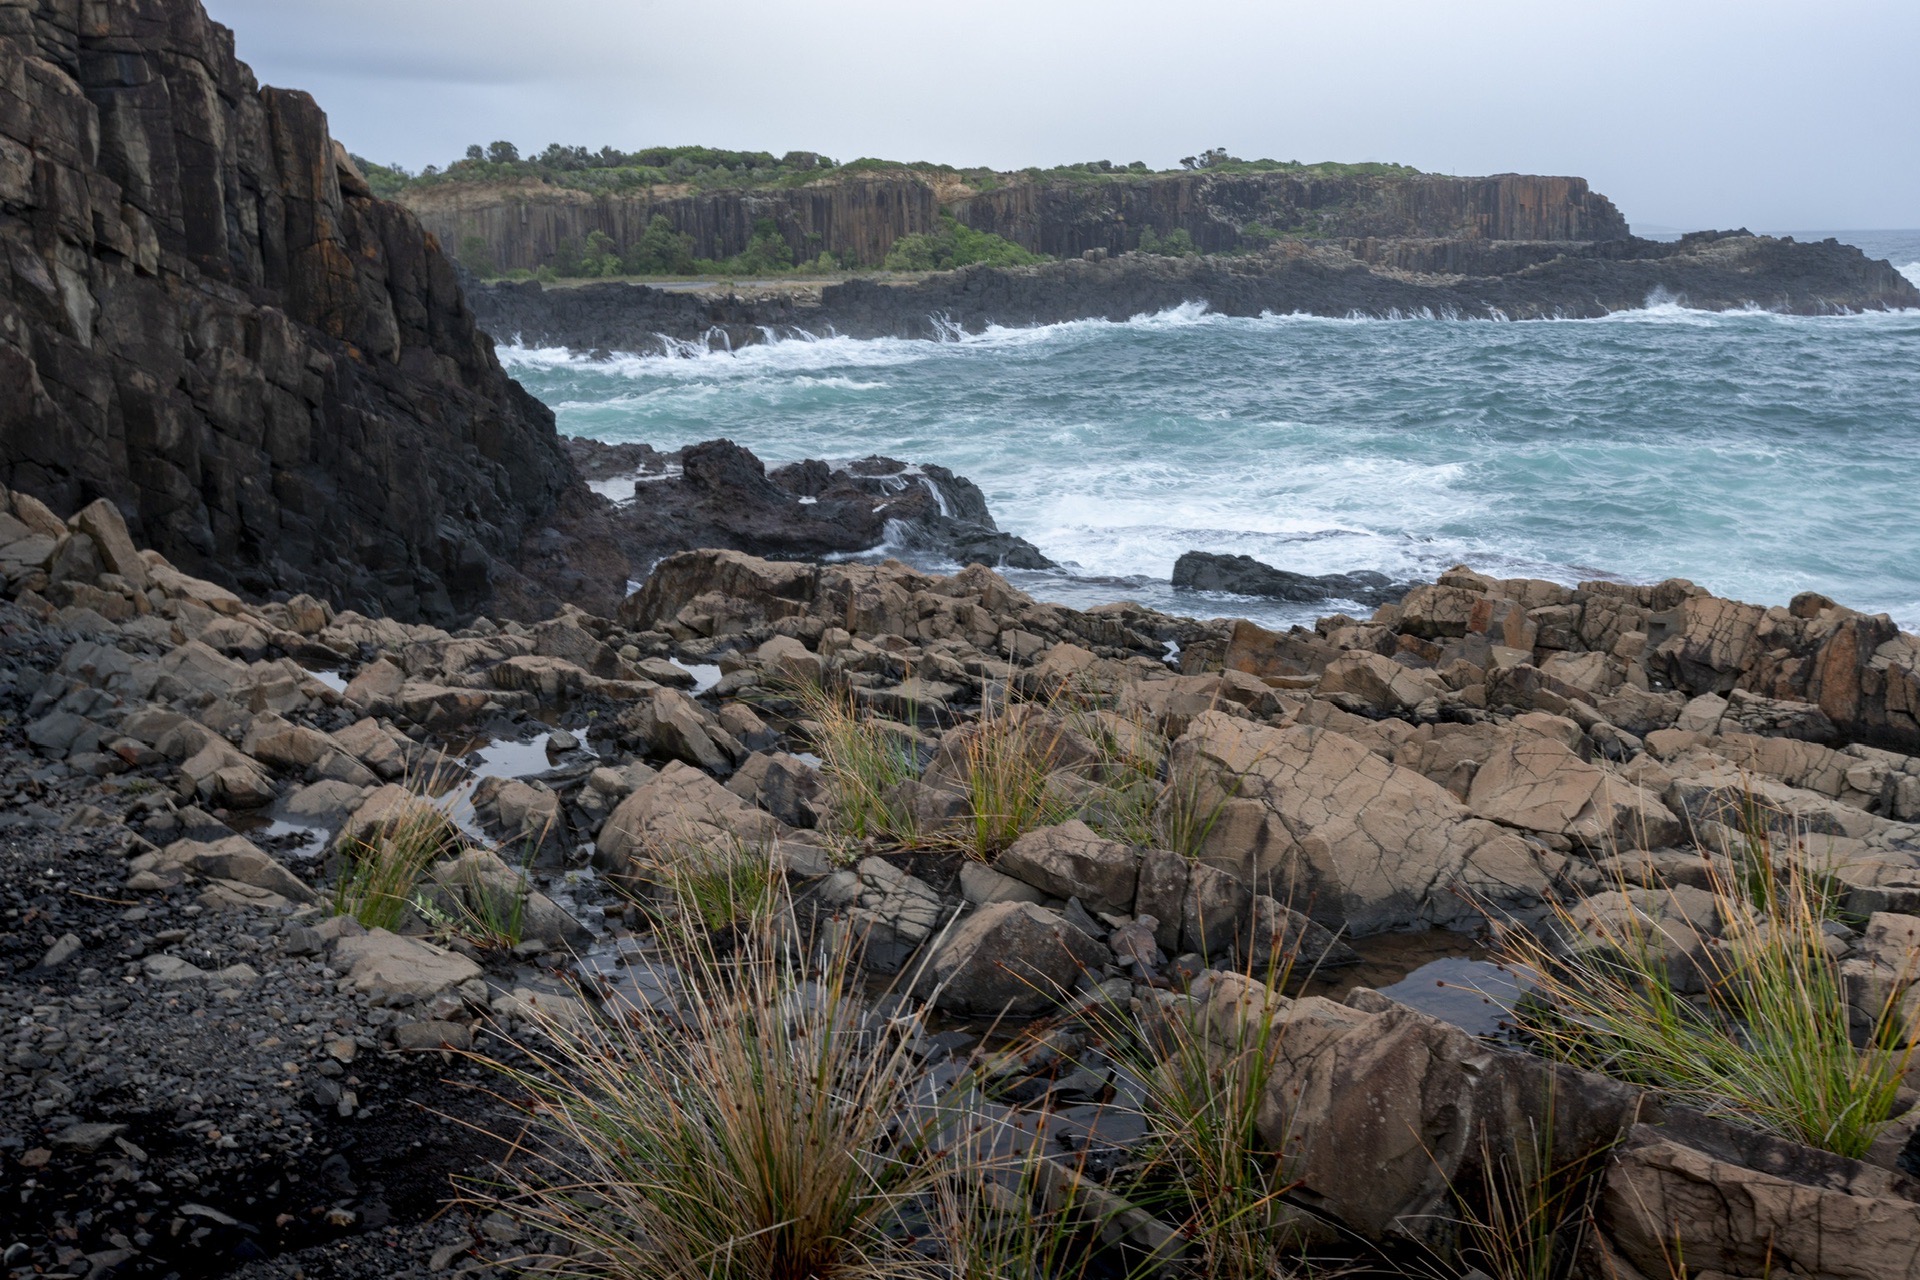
[0,0,613,623]
[408,167,1630,272]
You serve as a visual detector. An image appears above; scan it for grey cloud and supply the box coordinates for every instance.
[202,0,1919,229]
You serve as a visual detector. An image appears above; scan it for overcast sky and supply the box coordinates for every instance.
[202,0,1917,232]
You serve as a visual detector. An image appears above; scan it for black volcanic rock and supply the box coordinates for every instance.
[1172,551,1411,607]
[564,437,1051,571]
[0,0,600,621]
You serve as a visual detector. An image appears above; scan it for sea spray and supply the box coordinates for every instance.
[507,298,1920,632]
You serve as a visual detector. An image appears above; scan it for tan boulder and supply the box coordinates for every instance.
[1317,651,1445,713]
[8,490,66,538]
[342,658,404,709]
[66,498,151,589]
[1467,732,1680,850]
[927,900,1111,1017]
[489,654,592,700]
[332,929,482,1001]
[617,686,735,773]
[177,738,275,809]
[1174,711,1556,934]
[1604,1117,1920,1280]
[995,820,1140,914]
[131,836,317,905]
[596,760,783,871]
[620,549,820,632]
[1397,583,1484,638]
[1648,594,1765,693]
[396,682,491,727]
[144,561,246,616]
[240,714,337,772]
[1198,977,1643,1245]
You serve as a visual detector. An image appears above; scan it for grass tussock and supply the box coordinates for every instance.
[928,1111,1116,1280]
[1092,974,1304,1280]
[1502,805,1920,1159]
[955,694,1080,860]
[631,833,784,933]
[332,801,462,931]
[476,908,953,1280]
[415,841,542,952]
[1436,1103,1606,1280]
[791,680,923,847]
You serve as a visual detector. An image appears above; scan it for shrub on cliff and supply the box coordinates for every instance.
[1136,226,1198,257]
[457,234,497,279]
[884,216,1042,271]
[622,214,695,275]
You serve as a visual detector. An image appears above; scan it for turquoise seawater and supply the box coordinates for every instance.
[503,237,1920,632]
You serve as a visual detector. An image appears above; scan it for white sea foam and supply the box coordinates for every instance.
[1901,261,1920,288]
[496,294,1919,386]
[506,281,1920,631]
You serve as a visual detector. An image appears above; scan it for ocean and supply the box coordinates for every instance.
[502,231,1920,632]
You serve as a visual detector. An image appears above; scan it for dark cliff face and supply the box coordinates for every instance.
[407,170,1631,274]
[0,0,588,622]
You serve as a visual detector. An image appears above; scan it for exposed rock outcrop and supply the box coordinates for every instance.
[1172,550,1411,607]
[11,484,1920,1277]
[569,436,1052,572]
[0,0,600,622]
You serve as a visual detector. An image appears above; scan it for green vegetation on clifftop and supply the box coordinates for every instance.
[354,142,1425,200]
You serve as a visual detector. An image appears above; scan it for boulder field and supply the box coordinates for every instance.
[7,487,1920,1275]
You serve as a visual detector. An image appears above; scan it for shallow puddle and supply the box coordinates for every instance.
[301,667,349,693]
[1299,928,1488,997]
[1301,930,1534,1038]
[437,731,594,842]
[1373,956,1536,1037]
[668,658,722,695]
[228,807,332,859]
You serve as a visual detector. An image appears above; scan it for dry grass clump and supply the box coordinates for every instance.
[332,801,463,931]
[627,832,783,933]
[477,904,957,1280]
[1082,971,1305,1280]
[1501,804,1920,1159]
[927,1110,1117,1280]
[791,680,924,846]
[953,693,1080,859]
[1435,1102,1607,1280]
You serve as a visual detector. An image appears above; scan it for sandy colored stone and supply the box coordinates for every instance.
[997,820,1140,914]
[1467,731,1680,850]
[333,929,482,1000]
[1174,711,1556,934]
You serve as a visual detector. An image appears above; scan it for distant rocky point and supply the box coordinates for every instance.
[470,230,1920,354]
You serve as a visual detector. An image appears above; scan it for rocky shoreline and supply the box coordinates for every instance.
[9,3,1920,1278]
[468,231,1920,355]
[7,481,1920,1278]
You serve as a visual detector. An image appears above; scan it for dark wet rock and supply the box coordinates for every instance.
[1172,552,1410,606]
[566,437,1052,571]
